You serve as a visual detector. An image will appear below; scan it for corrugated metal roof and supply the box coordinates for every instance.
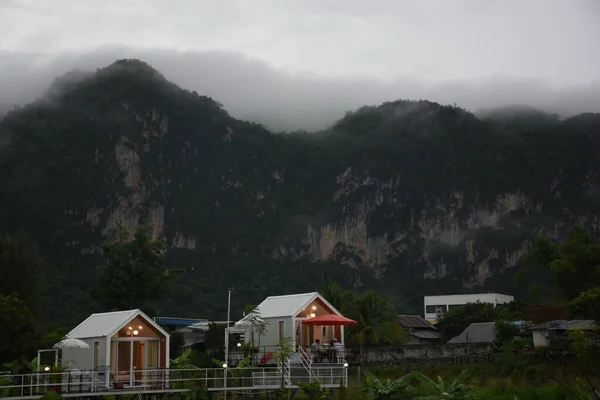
[411,330,441,340]
[68,310,139,338]
[447,322,496,344]
[236,292,341,324]
[255,292,318,318]
[155,317,207,326]
[529,320,596,331]
[398,315,436,329]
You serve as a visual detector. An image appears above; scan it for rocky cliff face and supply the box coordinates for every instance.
[1,59,599,321]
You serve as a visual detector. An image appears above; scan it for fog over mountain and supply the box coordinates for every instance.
[2,0,599,131]
[1,47,599,132]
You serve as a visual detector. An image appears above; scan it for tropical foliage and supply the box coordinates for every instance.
[96,225,179,313]
[412,368,474,400]
[0,294,36,362]
[170,348,198,369]
[297,381,329,400]
[237,306,267,363]
[524,225,600,321]
[319,283,405,346]
[435,301,524,341]
[361,370,412,400]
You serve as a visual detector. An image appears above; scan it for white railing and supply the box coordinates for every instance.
[0,365,347,398]
[276,358,291,387]
[298,346,318,381]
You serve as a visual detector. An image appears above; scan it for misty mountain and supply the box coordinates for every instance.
[1,59,599,325]
[1,48,600,133]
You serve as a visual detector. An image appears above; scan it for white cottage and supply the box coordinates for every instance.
[235,292,346,351]
[62,309,170,387]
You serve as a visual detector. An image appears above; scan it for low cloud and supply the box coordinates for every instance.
[1,46,599,132]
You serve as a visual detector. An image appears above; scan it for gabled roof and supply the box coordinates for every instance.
[237,292,341,323]
[67,309,169,339]
[447,322,496,344]
[398,315,436,330]
[154,317,207,326]
[410,330,441,340]
[529,320,596,331]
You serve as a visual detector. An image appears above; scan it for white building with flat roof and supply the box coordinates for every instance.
[424,293,514,323]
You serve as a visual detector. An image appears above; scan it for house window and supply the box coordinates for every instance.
[93,341,100,369]
[278,321,285,342]
[425,305,447,314]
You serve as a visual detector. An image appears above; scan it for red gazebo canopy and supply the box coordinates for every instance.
[302,314,358,326]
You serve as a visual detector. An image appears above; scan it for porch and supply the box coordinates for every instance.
[294,296,346,349]
[109,315,167,388]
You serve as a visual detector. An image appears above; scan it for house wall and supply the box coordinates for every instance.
[424,293,514,322]
[256,316,294,350]
[532,330,550,348]
[62,336,106,371]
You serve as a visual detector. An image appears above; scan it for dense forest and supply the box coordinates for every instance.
[1,59,599,328]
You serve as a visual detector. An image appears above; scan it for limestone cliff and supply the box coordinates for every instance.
[1,59,599,321]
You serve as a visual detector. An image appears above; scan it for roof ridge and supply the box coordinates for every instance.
[266,292,317,299]
[90,309,139,316]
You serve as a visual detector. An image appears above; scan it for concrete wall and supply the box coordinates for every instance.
[356,343,494,365]
[62,336,105,371]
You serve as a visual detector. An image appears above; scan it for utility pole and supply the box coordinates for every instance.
[224,287,234,400]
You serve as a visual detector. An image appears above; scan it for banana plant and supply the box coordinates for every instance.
[412,368,474,400]
[170,348,199,369]
[360,370,413,400]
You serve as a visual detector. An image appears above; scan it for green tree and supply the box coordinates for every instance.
[237,306,267,364]
[493,321,521,344]
[347,290,405,345]
[274,337,294,391]
[548,325,600,399]
[0,294,36,362]
[412,368,474,400]
[567,287,600,321]
[435,302,498,340]
[360,370,413,400]
[96,225,178,311]
[319,281,350,313]
[0,230,41,318]
[524,225,600,301]
[525,225,600,322]
[41,326,68,349]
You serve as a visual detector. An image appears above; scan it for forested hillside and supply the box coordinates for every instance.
[1,59,599,326]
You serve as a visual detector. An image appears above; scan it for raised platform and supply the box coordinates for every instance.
[0,365,347,399]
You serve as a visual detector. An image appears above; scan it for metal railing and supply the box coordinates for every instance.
[0,365,348,398]
[298,346,318,381]
[230,345,350,366]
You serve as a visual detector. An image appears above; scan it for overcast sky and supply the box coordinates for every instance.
[1,0,599,131]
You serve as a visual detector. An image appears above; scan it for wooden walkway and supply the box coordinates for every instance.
[0,365,348,399]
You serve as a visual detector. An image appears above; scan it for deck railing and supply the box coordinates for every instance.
[230,345,351,366]
[0,365,348,398]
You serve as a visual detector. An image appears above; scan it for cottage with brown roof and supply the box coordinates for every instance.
[397,315,441,345]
